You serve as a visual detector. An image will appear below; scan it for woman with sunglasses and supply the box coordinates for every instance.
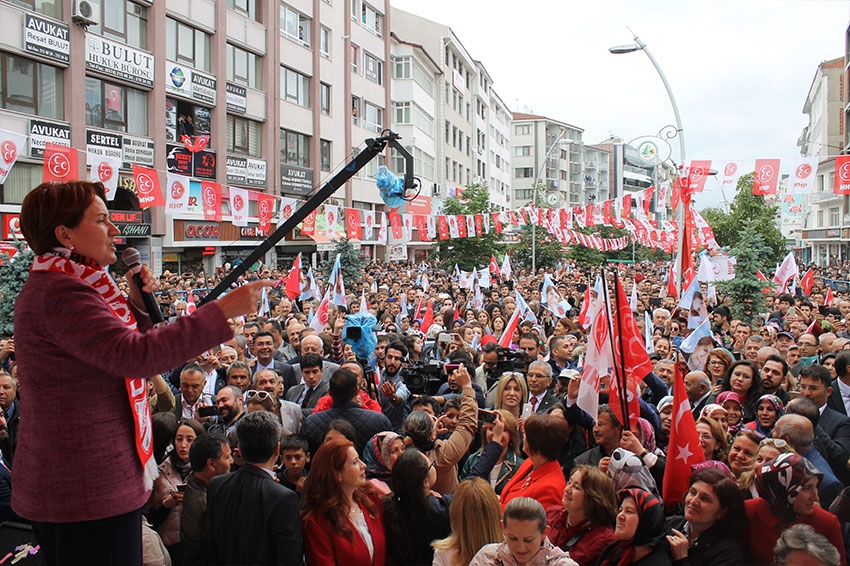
[738,437,794,499]
[381,449,451,565]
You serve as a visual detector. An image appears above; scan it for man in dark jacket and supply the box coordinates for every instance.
[302,367,392,455]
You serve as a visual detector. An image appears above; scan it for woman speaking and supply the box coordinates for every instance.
[12,181,270,565]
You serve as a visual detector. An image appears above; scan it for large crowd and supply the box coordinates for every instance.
[9,249,850,566]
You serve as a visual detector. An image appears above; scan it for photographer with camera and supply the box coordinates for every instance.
[378,341,412,432]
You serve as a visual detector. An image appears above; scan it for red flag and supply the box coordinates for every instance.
[662,361,705,508]
[508,210,519,226]
[285,253,301,300]
[42,143,79,183]
[132,165,165,208]
[688,160,712,193]
[825,287,834,306]
[457,215,467,238]
[643,186,655,216]
[498,307,522,348]
[667,263,678,300]
[489,254,500,276]
[309,289,331,332]
[389,212,403,239]
[345,208,362,239]
[437,216,449,240]
[577,283,593,329]
[414,215,430,241]
[491,213,503,234]
[475,214,484,236]
[420,300,435,334]
[603,200,613,225]
[623,194,633,219]
[258,193,275,232]
[186,292,197,314]
[608,275,653,428]
[201,181,222,221]
[585,204,594,227]
[301,210,317,236]
[835,156,850,195]
[753,159,780,195]
[800,268,814,296]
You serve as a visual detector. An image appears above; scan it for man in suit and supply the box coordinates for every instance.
[798,364,850,483]
[206,411,302,565]
[288,335,339,384]
[250,330,297,391]
[684,371,714,420]
[174,364,214,420]
[526,361,560,415]
[285,353,328,418]
[827,350,850,416]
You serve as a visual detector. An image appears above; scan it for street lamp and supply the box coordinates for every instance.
[610,31,687,293]
[531,127,570,273]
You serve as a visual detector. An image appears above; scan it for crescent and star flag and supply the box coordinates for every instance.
[688,160,712,193]
[165,173,191,214]
[89,153,120,200]
[0,129,26,185]
[201,181,222,221]
[300,209,317,236]
[388,212,403,239]
[229,186,249,227]
[437,216,449,240]
[773,252,798,293]
[825,287,835,306]
[258,193,275,232]
[309,288,331,333]
[498,307,522,348]
[752,159,781,195]
[662,361,705,508]
[577,282,593,330]
[285,253,302,300]
[800,268,814,296]
[719,160,745,192]
[490,254,500,277]
[420,300,435,334]
[42,143,78,184]
[278,197,297,226]
[259,286,270,317]
[834,156,850,195]
[186,292,196,314]
[132,164,164,209]
[491,212,503,234]
[377,212,388,243]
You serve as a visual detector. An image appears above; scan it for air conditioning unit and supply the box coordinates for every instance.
[433,183,442,196]
[72,0,99,26]
[473,175,482,184]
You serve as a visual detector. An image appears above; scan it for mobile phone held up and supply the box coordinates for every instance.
[478,409,498,424]
[198,405,218,418]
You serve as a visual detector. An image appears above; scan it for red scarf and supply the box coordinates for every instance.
[31,253,158,489]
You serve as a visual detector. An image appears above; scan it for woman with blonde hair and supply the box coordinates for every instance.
[431,478,503,566]
[492,372,528,420]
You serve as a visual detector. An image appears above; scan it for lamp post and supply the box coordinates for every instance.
[610,32,686,293]
[532,127,570,273]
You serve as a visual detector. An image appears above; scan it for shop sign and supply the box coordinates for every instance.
[86,129,123,161]
[826,229,840,238]
[185,222,221,239]
[166,144,216,180]
[280,165,313,195]
[109,210,143,223]
[115,223,150,237]
[2,215,21,240]
[226,83,247,113]
[165,61,216,104]
[24,13,70,64]
[85,34,154,88]
[240,226,267,239]
[28,119,70,158]
[227,155,266,187]
[122,134,155,168]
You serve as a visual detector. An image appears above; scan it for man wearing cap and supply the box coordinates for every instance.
[776,330,795,359]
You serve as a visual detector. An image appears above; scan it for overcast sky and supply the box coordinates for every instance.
[391,0,849,209]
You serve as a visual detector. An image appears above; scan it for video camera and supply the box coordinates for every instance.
[404,359,445,396]
[484,347,529,389]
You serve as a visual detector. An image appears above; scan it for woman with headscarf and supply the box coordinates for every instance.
[744,394,784,438]
[744,453,846,565]
[597,488,672,566]
[363,431,404,495]
[716,391,744,442]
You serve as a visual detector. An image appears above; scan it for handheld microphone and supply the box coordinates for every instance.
[122,247,165,324]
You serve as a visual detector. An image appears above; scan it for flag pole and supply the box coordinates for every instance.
[602,268,630,430]
[612,272,632,431]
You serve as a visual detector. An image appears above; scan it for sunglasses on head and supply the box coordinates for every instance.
[247,390,273,401]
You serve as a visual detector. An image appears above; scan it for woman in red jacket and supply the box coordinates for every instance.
[500,414,570,511]
[301,439,386,565]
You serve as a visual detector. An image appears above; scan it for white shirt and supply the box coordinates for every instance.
[838,378,850,416]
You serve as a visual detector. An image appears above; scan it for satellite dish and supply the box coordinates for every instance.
[545,191,564,207]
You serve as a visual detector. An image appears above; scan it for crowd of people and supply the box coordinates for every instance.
[7,183,850,566]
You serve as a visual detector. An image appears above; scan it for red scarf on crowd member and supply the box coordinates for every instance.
[31,251,158,489]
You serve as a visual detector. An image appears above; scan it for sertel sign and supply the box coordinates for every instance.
[2,215,21,240]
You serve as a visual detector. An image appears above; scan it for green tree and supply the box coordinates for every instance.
[321,237,364,283]
[0,242,33,336]
[509,181,563,270]
[433,183,503,271]
[716,219,772,320]
[701,173,786,266]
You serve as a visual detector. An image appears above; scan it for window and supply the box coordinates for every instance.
[227,44,262,89]
[392,56,434,96]
[280,67,310,107]
[0,55,63,120]
[515,167,533,178]
[363,102,382,133]
[320,139,331,171]
[280,4,310,47]
[364,52,382,85]
[280,129,310,168]
[7,0,61,18]
[515,124,531,135]
[361,3,382,36]
[86,77,147,135]
[320,28,331,58]
[351,96,360,124]
[87,0,148,49]
[351,0,358,19]
[320,83,331,115]
[515,146,532,157]
[817,210,824,227]
[166,18,211,72]
[830,207,840,226]
[227,0,261,21]
[393,57,410,79]
[393,146,435,181]
[166,98,211,143]
[226,115,262,157]
[393,102,409,125]
[351,44,359,73]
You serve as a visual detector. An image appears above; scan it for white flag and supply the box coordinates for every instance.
[229,186,249,226]
[719,160,748,192]
[465,215,475,238]
[644,312,654,353]
[364,211,376,239]
[377,212,387,244]
[447,216,459,239]
[277,197,298,226]
[88,153,121,200]
[0,129,27,185]
[402,213,413,241]
[325,205,339,238]
[786,157,819,194]
[165,173,191,214]
[426,216,436,239]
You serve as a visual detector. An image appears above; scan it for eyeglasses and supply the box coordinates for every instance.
[247,390,273,401]
[760,438,788,449]
[708,360,727,366]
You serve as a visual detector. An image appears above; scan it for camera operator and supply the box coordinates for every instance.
[378,341,411,432]
[434,352,485,409]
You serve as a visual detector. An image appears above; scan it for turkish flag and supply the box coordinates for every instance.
[492,213,503,234]
[498,307,522,348]
[688,160,712,193]
[285,253,301,300]
[800,268,814,296]
[389,212,403,239]
[457,215,467,238]
[132,165,165,208]
[489,254,500,276]
[622,194,633,219]
[345,208,362,239]
[420,300,435,334]
[643,186,655,216]
[201,181,222,221]
[753,159,781,195]
[662,361,705,508]
[577,282,593,330]
[42,143,79,184]
[437,216,449,240]
[258,193,275,232]
[834,156,850,194]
